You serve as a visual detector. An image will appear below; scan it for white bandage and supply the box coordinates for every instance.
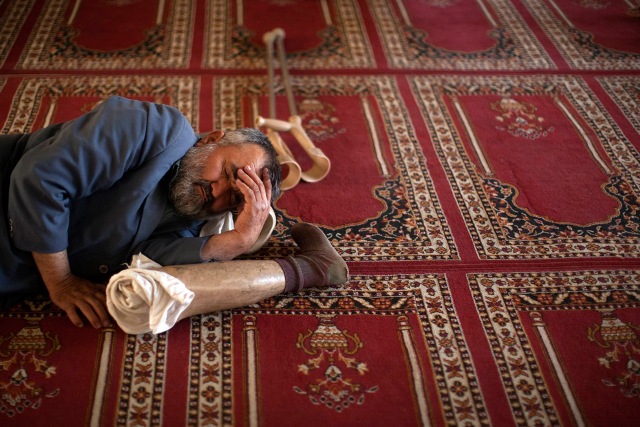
[106,254,194,335]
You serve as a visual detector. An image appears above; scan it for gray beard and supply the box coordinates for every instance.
[169,145,215,220]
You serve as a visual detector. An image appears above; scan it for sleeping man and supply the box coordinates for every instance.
[1,96,348,332]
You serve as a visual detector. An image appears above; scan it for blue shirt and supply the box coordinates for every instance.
[2,96,207,289]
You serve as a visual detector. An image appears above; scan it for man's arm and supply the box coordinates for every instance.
[201,166,273,261]
[32,251,110,329]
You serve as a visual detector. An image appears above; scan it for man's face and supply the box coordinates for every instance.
[170,143,267,220]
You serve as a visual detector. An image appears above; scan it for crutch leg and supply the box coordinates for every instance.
[262,28,302,189]
[260,28,332,184]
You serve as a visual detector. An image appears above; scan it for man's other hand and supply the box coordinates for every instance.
[48,275,110,328]
[32,250,111,329]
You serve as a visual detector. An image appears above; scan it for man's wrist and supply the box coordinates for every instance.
[201,230,255,261]
[32,250,74,291]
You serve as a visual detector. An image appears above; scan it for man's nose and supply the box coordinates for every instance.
[211,180,228,198]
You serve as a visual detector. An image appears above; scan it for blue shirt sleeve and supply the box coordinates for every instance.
[9,96,195,254]
[133,235,210,265]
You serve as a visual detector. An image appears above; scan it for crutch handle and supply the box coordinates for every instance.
[288,116,331,182]
[263,28,285,45]
[264,129,301,190]
[256,116,292,132]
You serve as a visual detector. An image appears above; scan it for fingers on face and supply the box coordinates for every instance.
[239,165,260,186]
[238,166,268,208]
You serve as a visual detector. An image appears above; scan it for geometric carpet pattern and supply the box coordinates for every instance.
[1,0,639,425]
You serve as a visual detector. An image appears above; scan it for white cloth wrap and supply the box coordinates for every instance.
[199,207,276,254]
[106,254,194,335]
[199,211,235,236]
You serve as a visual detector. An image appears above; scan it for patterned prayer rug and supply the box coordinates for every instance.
[523,0,640,69]
[409,74,640,259]
[369,0,555,69]
[14,0,195,69]
[1,0,639,426]
[203,0,375,69]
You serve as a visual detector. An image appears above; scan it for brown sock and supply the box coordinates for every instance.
[276,223,349,293]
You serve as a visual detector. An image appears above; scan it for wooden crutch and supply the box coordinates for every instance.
[257,28,301,191]
[256,28,331,188]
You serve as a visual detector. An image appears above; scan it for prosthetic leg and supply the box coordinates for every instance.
[107,223,348,334]
[257,28,331,190]
[106,258,285,334]
[167,260,285,319]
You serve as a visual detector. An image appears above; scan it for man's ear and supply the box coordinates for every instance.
[196,130,225,146]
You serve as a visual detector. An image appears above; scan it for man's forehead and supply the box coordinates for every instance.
[219,144,267,168]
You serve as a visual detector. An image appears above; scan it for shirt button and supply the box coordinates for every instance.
[99,265,109,274]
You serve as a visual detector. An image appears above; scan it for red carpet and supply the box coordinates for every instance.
[1,0,639,426]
